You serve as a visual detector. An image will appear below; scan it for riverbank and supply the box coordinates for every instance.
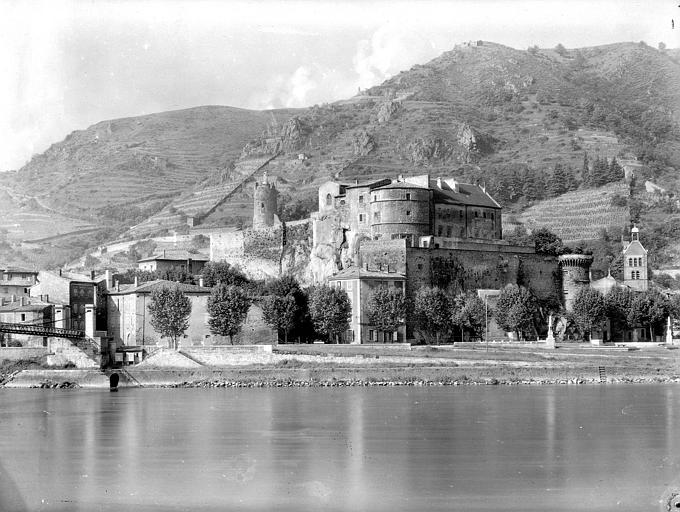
[3,343,680,388]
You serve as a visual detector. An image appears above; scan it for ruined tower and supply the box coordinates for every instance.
[558,253,593,311]
[253,171,278,229]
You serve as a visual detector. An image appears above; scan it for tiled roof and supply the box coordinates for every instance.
[0,301,52,312]
[107,280,211,295]
[329,266,405,280]
[372,178,501,208]
[138,250,210,263]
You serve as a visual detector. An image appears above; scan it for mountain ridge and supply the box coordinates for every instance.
[1,40,679,270]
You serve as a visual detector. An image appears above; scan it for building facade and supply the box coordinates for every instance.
[0,268,38,302]
[138,250,209,274]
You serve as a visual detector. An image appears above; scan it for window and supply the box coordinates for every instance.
[628,258,633,266]
[374,211,381,222]
[474,211,478,218]
[369,330,375,341]
[359,214,364,222]
[633,258,637,267]
[260,202,264,208]
[347,281,353,291]
[406,210,411,216]
[20,314,25,322]
[459,210,463,219]
[446,227,452,237]
[406,193,411,201]
[437,226,443,236]
[340,200,345,205]
[639,257,643,266]
[326,193,332,206]
[491,212,495,220]
[24,288,28,293]
[359,195,364,204]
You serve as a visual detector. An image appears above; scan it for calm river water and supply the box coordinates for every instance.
[1,385,680,511]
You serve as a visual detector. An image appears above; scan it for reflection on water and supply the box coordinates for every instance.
[1,386,680,511]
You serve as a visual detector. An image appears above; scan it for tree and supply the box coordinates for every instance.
[147,285,192,349]
[450,292,488,341]
[494,284,537,340]
[262,275,308,343]
[366,288,408,342]
[261,294,297,344]
[533,228,564,256]
[571,289,607,340]
[548,163,568,197]
[308,285,352,343]
[582,152,592,187]
[608,157,623,182]
[201,261,249,288]
[413,286,451,344]
[605,287,634,331]
[207,284,251,344]
[627,290,668,341]
[555,43,568,57]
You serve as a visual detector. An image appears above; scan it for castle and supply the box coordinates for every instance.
[209,172,651,344]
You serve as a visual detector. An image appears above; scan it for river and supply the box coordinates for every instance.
[1,385,679,511]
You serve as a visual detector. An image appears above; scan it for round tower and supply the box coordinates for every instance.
[253,172,278,229]
[558,254,593,312]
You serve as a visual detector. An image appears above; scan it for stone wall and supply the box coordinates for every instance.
[0,347,49,361]
[243,226,283,262]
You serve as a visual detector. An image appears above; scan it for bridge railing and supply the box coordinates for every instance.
[0,322,85,339]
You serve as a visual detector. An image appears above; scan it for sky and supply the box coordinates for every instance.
[1,0,679,172]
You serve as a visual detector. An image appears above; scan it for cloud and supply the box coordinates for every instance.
[248,64,356,110]
[353,24,438,90]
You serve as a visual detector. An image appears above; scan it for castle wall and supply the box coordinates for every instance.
[210,230,245,260]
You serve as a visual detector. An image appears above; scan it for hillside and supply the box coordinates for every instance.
[504,182,630,242]
[1,41,679,269]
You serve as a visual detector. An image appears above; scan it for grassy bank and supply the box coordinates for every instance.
[4,344,680,388]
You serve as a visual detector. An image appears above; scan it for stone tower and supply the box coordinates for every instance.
[623,225,648,291]
[253,171,278,229]
[558,253,593,311]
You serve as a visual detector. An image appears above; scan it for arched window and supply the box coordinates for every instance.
[628,258,633,266]
[325,193,332,206]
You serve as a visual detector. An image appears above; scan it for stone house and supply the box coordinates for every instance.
[106,279,276,354]
[328,266,407,344]
[137,250,209,274]
[106,280,211,349]
[29,270,97,332]
[0,268,38,302]
[0,297,52,347]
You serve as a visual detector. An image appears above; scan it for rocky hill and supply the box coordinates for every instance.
[1,41,679,269]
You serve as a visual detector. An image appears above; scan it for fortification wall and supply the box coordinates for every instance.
[210,230,245,260]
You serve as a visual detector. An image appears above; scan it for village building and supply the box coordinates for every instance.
[328,266,407,344]
[623,226,648,291]
[0,297,52,347]
[137,250,209,274]
[0,268,39,302]
[29,270,97,332]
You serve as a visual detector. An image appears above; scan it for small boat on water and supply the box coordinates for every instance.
[110,373,119,392]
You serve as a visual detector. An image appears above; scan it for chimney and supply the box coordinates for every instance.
[398,174,403,181]
[134,276,139,287]
[90,270,95,280]
[437,177,442,189]
[115,280,120,292]
[199,277,204,287]
[105,269,112,290]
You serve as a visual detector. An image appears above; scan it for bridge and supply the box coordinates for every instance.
[0,322,85,339]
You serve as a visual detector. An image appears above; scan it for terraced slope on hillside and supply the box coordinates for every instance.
[508,183,630,242]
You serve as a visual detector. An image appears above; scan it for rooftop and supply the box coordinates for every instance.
[138,250,210,263]
[107,279,211,295]
[0,300,52,313]
[329,266,406,280]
